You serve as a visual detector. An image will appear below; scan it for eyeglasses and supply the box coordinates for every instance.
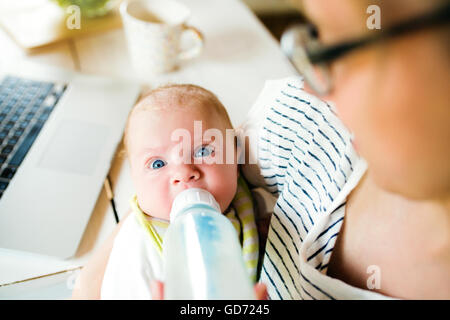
[281,3,450,96]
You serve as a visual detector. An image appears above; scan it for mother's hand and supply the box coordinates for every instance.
[150,280,268,300]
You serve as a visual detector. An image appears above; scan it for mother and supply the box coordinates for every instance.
[73,0,449,299]
[247,0,449,299]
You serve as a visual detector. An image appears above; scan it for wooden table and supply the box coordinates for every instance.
[0,0,296,299]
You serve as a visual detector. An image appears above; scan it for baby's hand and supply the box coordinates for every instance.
[254,282,268,300]
[150,280,164,300]
[150,280,268,300]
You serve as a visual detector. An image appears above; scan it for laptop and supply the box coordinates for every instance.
[0,61,140,258]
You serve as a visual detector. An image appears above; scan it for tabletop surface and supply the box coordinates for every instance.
[0,0,296,298]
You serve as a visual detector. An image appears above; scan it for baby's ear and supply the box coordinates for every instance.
[117,139,128,159]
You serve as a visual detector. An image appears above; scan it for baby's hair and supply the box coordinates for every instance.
[121,84,233,156]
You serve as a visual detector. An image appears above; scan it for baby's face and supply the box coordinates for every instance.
[127,106,238,220]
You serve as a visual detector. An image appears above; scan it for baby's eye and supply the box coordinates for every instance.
[194,145,214,158]
[149,159,166,170]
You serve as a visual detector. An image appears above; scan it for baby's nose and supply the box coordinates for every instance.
[172,165,200,185]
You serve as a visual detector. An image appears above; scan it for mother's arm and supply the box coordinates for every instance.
[71,210,131,299]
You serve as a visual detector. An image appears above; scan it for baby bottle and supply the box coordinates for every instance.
[163,188,255,300]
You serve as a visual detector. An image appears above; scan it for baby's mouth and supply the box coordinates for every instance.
[173,184,206,197]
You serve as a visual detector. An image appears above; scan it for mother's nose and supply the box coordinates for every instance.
[171,164,200,185]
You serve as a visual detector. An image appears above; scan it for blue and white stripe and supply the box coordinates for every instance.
[256,77,365,300]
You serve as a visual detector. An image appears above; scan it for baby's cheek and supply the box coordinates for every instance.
[136,177,172,219]
[208,164,238,211]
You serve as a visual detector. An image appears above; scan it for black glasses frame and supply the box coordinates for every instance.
[307,3,450,65]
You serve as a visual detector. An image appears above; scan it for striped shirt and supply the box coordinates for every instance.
[239,77,391,299]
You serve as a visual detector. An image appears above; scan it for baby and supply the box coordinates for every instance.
[100,84,259,299]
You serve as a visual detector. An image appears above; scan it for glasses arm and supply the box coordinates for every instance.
[308,2,450,65]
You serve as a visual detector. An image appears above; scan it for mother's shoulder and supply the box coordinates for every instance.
[239,75,360,193]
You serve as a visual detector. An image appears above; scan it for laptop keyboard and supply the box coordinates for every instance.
[0,75,67,199]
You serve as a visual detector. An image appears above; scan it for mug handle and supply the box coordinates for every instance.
[178,24,204,60]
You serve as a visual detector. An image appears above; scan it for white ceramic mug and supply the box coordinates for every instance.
[120,0,204,75]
